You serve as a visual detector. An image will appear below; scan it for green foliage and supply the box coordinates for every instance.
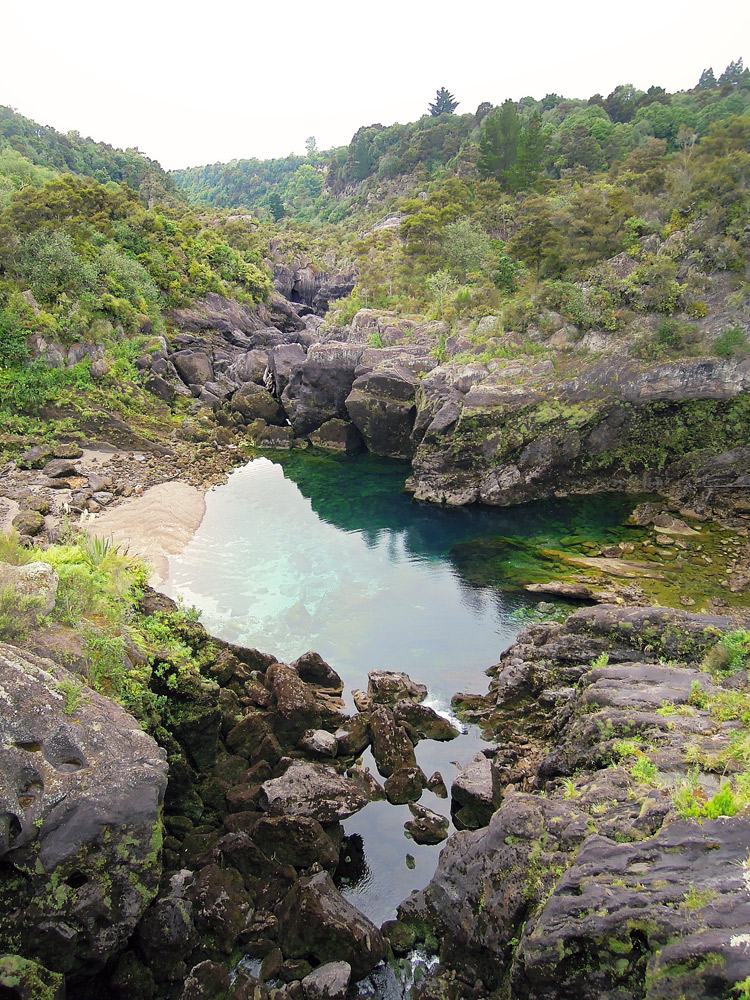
[429,88,459,117]
[713,327,749,358]
[703,630,750,673]
[0,587,45,642]
[0,307,28,366]
[590,652,610,669]
[56,678,84,715]
[673,768,749,820]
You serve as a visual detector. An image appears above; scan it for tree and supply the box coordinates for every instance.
[442,217,492,279]
[425,269,457,314]
[719,58,744,86]
[475,102,494,123]
[697,67,717,90]
[478,101,521,183]
[305,136,317,156]
[507,112,546,191]
[429,88,458,116]
[268,192,285,221]
[509,196,562,280]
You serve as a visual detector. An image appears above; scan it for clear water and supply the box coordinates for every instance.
[162,452,637,924]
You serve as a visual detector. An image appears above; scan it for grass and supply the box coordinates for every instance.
[0,528,205,729]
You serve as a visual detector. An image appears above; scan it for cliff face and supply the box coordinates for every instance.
[406,355,750,506]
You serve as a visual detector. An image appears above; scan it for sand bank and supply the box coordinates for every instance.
[88,481,206,585]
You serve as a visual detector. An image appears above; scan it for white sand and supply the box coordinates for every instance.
[87,481,206,585]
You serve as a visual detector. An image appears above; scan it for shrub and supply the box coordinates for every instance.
[0,587,45,642]
[713,327,748,359]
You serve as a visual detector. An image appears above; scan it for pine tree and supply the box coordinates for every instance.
[697,67,717,90]
[429,88,459,116]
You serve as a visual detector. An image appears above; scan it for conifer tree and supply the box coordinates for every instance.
[429,88,459,116]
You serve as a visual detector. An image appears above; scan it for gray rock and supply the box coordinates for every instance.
[451,752,495,829]
[42,459,78,479]
[172,350,214,388]
[277,871,386,978]
[259,761,368,823]
[405,802,450,845]
[301,960,352,999]
[230,382,285,424]
[346,367,420,459]
[367,670,427,705]
[0,644,167,977]
[282,343,366,436]
[369,706,417,778]
[298,729,338,758]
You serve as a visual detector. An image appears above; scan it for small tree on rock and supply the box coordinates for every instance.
[429,88,459,116]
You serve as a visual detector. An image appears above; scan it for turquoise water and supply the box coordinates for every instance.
[162,452,637,923]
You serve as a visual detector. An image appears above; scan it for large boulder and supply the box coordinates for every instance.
[369,706,417,778]
[230,382,286,425]
[172,350,214,389]
[266,663,322,744]
[367,670,427,706]
[281,343,366,436]
[277,871,386,979]
[259,762,368,823]
[0,644,167,979]
[346,367,421,459]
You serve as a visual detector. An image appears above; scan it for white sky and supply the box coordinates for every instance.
[2,0,748,171]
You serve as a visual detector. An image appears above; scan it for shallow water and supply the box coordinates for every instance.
[163,452,638,923]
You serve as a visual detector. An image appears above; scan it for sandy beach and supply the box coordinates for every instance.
[88,481,207,585]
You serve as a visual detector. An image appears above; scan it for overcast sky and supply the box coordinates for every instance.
[2,0,748,171]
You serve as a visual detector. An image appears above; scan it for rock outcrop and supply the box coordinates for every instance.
[0,644,167,980]
[396,606,750,1000]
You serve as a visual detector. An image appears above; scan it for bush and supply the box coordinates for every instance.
[713,327,749,358]
[0,587,45,642]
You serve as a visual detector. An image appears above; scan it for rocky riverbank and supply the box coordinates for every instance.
[2,573,749,1000]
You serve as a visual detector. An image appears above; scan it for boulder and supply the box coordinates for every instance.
[0,562,58,615]
[369,706,417,778]
[230,382,286,425]
[0,955,65,1000]
[334,715,371,757]
[0,644,167,978]
[309,419,364,454]
[266,663,322,744]
[367,670,427,706]
[298,729,338,758]
[42,459,78,479]
[270,343,307,397]
[346,367,420,459]
[451,752,495,829]
[172,350,214,388]
[291,651,344,693]
[277,871,386,979]
[301,961,352,1000]
[252,815,339,871]
[384,765,425,804]
[281,343,366,436]
[404,803,450,845]
[259,762,368,824]
[393,701,460,741]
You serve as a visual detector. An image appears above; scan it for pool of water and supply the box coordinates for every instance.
[162,452,638,923]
